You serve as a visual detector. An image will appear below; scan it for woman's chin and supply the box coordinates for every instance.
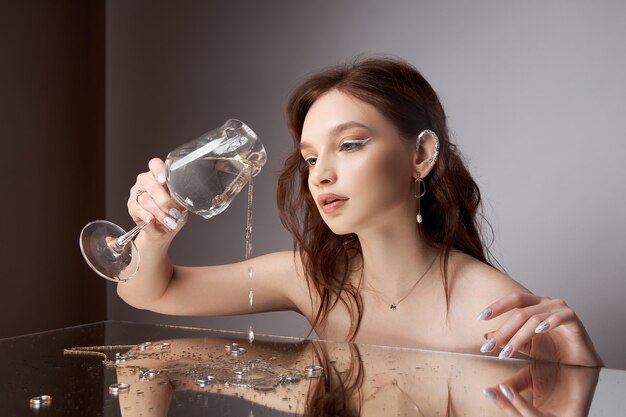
[325,223,354,237]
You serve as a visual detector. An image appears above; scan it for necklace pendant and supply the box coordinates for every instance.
[390,303,397,310]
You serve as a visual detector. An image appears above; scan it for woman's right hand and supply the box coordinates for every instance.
[128,158,188,241]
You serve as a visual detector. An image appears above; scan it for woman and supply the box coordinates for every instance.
[118,57,602,367]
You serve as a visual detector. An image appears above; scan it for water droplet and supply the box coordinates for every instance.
[279,374,301,384]
[139,369,159,381]
[195,376,214,387]
[251,380,278,392]
[115,352,136,365]
[231,347,246,356]
[138,342,152,351]
[248,325,255,344]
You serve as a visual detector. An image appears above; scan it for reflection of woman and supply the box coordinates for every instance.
[114,337,599,416]
[118,57,602,366]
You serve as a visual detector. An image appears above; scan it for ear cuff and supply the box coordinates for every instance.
[417,129,440,165]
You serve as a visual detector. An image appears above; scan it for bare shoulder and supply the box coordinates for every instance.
[251,250,314,314]
[444,251,531,341]
[447,251,530,304]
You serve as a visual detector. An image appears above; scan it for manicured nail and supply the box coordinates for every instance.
[157,172,166,184]
[144,215,153,223]
[476,307,492,320]
[169,208,183,221]
[481,338,497,353]
[498,345,513,359]
[163,217,177,230]
[535,322,550,333]
[482,387,497,401]
[499,384,513,400]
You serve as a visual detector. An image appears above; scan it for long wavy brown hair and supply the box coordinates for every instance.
[277,57,495,340]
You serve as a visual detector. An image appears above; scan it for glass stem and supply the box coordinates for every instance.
[111,222,149,252]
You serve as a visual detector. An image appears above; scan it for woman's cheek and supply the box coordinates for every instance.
[364,152,411,198]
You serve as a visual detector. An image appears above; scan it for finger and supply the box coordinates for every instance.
[480,302,549,354]
[144,161,187,218]
[477,292,546,321]
[482,386,523,417]
[497,366,533,394]
[148,158,167,184]
[130,202,155,225]
[498,313,553,359]
[488,300,577,359]
[498,384,543,417]
[135,188,180,231]
[127,184,162,224]
[143,180,186,221]
[532,301,577,335]
[481,305,551,359]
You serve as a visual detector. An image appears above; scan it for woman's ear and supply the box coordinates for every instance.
[413,129,440,179]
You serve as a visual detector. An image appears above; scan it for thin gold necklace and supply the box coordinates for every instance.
[363,254,438,310]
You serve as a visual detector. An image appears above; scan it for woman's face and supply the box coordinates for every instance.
[300,89,417,235]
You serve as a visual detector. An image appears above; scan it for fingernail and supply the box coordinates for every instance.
[482,387,497,401]
[144,215,153,223]
[163,217,177,230]
[499,384,513,400]
[157,172,166,184]
[169,208,183,221]
[535,322,550,333]
[481,338,497,353]
[498,344,513,359]
[476,307,492,320]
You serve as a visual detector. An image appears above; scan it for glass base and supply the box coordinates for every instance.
[79,220,140,282]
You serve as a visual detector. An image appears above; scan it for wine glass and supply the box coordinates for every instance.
[79,119,266,282]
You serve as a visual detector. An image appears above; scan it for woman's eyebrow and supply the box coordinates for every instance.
[300,121,372,150]
[328,121,371,138]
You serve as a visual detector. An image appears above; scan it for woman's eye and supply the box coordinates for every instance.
[304,156,317,167]
[340,139,369,152]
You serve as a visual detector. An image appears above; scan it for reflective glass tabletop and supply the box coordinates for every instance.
[0,320,622,416]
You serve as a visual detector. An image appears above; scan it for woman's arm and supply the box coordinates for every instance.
[116,158,311,318]
[121,251,308,316]
[450,253,603,367]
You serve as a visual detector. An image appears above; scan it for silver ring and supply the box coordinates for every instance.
[135,188,146,204]
[109,383,130,395]
[29,395,52,408]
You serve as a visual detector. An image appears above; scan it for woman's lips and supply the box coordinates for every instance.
[318,194,349,214]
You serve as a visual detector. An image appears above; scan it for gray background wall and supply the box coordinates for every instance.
[105,1,626,369]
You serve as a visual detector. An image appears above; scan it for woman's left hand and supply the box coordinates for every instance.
[477,292,603,367]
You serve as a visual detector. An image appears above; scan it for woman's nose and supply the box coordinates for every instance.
[310,156,337,186]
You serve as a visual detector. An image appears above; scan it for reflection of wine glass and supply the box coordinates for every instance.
[80,119,266,282]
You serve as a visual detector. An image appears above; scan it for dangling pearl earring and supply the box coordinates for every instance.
[415,173,426,224]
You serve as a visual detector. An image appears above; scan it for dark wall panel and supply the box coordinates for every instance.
[0,0,106,337]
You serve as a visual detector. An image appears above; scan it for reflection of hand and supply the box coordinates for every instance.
[127,158,187,240]
[482,363,599,417]
[478,292,603,366]
[116,366,173,417]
